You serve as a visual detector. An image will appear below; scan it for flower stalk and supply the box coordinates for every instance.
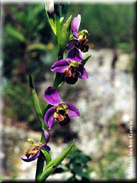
[21,2,91,182]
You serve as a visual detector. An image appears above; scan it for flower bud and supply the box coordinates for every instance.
[46,1,54,15]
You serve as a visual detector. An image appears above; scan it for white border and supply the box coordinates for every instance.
[0,3,3,179]
[1,0,136,4]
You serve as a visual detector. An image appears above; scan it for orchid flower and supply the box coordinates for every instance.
[67,14,89,52]
[21,128,50,162]
[44,86,80,130]
[51,47,88,84]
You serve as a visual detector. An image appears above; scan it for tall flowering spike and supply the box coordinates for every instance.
[67,14,89,52]
[21,129,50,162]
[51,47,88,84]
[44,87,80,130]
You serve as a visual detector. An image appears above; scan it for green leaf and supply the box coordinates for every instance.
[45,3,56,35]
[48,16,57,35]
[42,104,52,117]
[81,55,92,66]
[71,163,87,178]
[56,15,62,48]
[6,24,25,42]
[41,147,51,165]
[53,73,65,91]
[29,75,49,132]
[36,139,75,181]
[58,15,72,57]
[27,42,47,51]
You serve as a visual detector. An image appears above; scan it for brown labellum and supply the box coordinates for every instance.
[57,110,70,126]
[78,38,89,52]
[65,67,80,84]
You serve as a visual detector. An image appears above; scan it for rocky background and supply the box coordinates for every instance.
[1,48,136,181]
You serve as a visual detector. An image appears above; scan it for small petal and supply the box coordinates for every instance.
[42,128,50,143]
[21,149,40,162]
[71,14,81,35]
[44,86,61,105]
[66,102,80,117]
[51,60,70,73]
[67,47,83,62]
[44,107,56,130]
[78,64,88,79]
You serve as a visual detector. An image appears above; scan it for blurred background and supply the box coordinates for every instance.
[1,1,136,181]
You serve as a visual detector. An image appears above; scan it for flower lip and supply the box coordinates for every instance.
[64,66,80,84]
[21,149,40,162]
[58,114,70,126]
[54,103,70,126]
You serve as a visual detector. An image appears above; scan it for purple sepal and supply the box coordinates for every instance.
[66,102,80,117]
[78,64,88,79]
[44,107,56,130]
[44,86,61,105]
[67,47,82,62]
[51,60,70,73]
[42,128,50,143]
[21,149,40,162]
[71,14,81,36]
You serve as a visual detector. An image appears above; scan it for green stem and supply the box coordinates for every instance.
[35,152,44,182]
[37,139,75,181]
[35,9,70,182]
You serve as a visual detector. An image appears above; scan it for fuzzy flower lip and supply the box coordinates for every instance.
[21,128,50,162]
[44,86,80,130]
[51,47,88,81]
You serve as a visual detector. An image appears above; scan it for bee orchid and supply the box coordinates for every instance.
[44,86,80,130]
[67,14,89,52]
[51,47,88,84]
[21,128,50,162]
